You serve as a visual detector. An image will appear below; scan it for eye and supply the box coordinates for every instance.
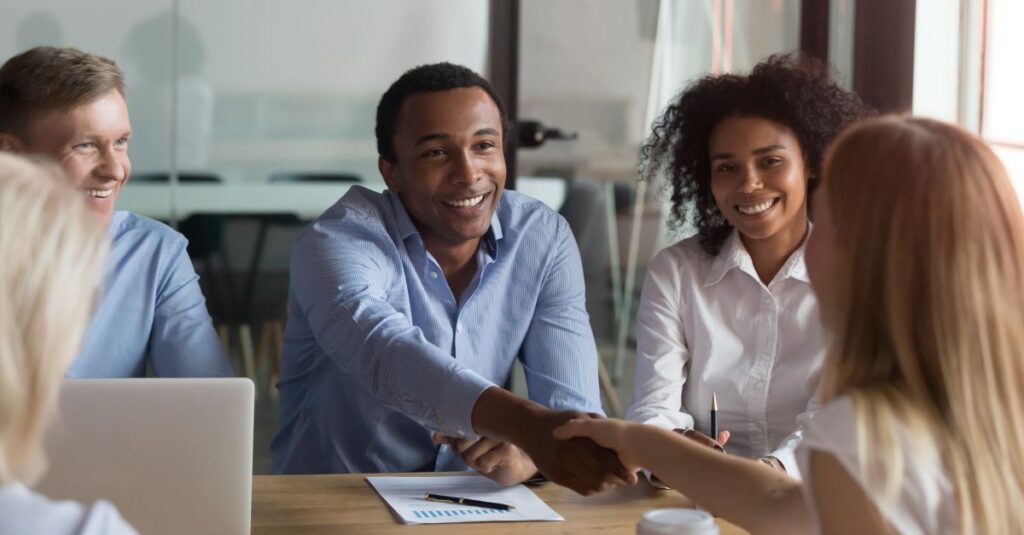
[74,141,96,151]
[422,147,446,158]
[115,136,130,147]
[761,156,783,167]
[713,162,736,173]
[475,140,498,151]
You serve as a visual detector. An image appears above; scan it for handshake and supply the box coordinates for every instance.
[436,407,639,495]
[432,386,656,496]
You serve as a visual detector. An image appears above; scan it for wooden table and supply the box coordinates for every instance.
[252,473,749,534]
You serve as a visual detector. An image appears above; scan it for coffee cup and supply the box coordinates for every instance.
[636,508,719,535]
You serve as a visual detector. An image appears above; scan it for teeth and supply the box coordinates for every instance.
[445,195,484,208]
[84,189,113,198]
[737,200,775,215]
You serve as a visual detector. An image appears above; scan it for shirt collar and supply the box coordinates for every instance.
[388,191,420,241]
[387,190,504,254]
[703,224,812,287]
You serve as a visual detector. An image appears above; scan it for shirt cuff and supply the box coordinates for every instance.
[435,368,495,440]
[769,447,801,481]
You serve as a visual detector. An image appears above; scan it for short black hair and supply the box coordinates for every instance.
[375,62,508,162]
[640,53,873,256]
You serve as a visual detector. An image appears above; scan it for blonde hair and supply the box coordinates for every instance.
[820,116,1024,533]
[0,154,108,485]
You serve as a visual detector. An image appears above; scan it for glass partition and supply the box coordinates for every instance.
[518,0,802,409]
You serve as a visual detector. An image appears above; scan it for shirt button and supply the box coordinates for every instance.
[456,322,464,333]
[430,271,438,279]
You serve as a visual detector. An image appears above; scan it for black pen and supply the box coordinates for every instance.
[423,493,515,511]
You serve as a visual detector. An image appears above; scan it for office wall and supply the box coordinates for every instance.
[1,1,488,176]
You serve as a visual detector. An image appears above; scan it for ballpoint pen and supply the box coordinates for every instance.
[423,493,515,511]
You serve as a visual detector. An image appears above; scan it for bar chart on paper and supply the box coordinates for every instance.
[367,475,564,525]
[411,507,513,519]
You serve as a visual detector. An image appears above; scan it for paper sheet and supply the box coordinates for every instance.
[366,475,564,525]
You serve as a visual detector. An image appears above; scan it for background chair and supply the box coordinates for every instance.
[247,172,362,396]
[130,172,245,374]
[558,177,624,416]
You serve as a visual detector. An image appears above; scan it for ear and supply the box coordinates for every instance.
[0,132,25,153]
[379,156,400,193]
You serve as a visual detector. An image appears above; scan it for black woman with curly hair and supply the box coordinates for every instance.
[624,53,870,482]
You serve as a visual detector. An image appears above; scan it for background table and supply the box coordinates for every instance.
[117,176,568,221]
[252,472,749,534]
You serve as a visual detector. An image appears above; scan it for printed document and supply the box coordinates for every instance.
[367,475,564,525]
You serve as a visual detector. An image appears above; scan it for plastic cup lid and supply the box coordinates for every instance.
[641,508,716,527]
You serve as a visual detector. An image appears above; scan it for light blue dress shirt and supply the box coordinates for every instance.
[272,187,601,474]
[67,211,232,378]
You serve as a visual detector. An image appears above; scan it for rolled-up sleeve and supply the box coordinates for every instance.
[290,211,495,438]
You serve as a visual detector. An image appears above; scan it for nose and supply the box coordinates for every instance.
[94,150,128,183]
[737,164,763,194]
[450,150,483,186]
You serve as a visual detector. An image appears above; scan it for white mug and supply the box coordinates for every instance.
[636,508,719,535]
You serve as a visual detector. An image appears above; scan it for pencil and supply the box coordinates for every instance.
[710,392,718,443]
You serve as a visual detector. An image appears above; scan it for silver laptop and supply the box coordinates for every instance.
[37,378,254,535]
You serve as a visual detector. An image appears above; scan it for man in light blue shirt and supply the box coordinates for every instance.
[272,63,635,494]
[0,47,231,377]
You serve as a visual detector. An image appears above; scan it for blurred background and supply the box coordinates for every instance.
[2,0,1020,473]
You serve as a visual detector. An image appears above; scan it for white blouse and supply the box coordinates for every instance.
[797,396,958,534]
[0,482,137,535]
[626,230,825,477]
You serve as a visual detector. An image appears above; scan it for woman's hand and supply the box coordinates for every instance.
[552,418,645,473]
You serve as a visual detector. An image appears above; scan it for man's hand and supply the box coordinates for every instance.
[516,410,638,495]
[433,433,538,486]
[469,387,638,496]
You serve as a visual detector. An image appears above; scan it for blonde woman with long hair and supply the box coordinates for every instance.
[554,116,1024,534]
[0,154,137,534]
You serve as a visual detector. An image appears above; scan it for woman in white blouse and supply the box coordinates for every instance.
[555,116,1024,533]
[627,53,867,475]
[0,155,137,535]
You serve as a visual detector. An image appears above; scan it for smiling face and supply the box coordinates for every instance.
[708,115,808,247]
[18,89,132,223]
[379,87,506,252]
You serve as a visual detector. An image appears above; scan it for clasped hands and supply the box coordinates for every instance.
[435,409,639,495]
[439,409,753,495]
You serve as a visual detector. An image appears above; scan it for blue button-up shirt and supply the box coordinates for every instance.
[272,187,601,474]
[68,211,232,378]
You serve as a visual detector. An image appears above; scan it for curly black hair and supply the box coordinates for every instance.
[640,53,872,256]
[375,62,509,162]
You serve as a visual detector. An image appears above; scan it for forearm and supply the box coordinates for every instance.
[470,386,546,444]
[303,283,493,434]
[631,425,813,535]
